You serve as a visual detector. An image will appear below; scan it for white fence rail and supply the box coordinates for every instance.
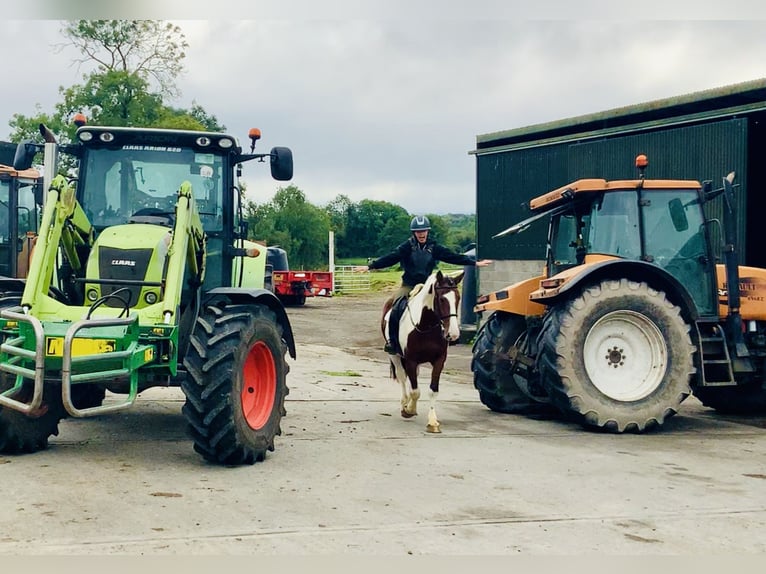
[333,265,371,293]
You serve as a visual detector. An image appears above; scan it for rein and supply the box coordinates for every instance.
[405,283,459,336]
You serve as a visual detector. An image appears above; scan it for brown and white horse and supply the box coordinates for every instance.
[381,270,464,433]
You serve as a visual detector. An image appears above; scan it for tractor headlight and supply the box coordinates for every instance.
[144,291,158,305]
[540,278,565,289]
[86,289,98,302]
[99,132,115,143]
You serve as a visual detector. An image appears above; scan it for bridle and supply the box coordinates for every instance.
[407,281,459,336]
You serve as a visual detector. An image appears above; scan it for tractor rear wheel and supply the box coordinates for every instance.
[538,279,694,432]
[181,303,289,465]
[471,312,554,414]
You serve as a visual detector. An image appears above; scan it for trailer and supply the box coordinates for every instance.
[265,246,333,305]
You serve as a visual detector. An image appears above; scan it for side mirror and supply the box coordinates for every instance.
[270,147,293,181]
[668,198,689,232]
[13,141,39,171]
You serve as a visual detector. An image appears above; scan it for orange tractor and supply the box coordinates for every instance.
[472,155,766,431]
[0,163,41,281]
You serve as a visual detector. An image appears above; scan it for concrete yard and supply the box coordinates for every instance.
[1,292,765,555]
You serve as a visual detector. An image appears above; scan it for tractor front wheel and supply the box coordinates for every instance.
[0,294,67,454]
[0,380,66,454]
[181,303,289,465]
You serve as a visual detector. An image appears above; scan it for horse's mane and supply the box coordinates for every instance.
[406,272,441,326]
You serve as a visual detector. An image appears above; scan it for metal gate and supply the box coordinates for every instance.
[333,266,371,293]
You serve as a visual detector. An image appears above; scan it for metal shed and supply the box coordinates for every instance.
[471,78,766,296]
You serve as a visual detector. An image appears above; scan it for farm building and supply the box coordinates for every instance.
[471,78,766,297]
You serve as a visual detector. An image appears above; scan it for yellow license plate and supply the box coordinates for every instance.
[45,337,116,357]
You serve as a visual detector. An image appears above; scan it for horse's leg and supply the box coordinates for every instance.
[426,354,447,433]
[401,360,420,418]
[390,355,413,417]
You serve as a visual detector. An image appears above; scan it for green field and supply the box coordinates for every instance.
[335,259,465,293]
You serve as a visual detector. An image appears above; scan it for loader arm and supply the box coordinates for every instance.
[21,174,93,312]
[161,180,207,323]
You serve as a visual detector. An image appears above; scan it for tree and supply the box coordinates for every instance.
[8,20,220,144]
[377,211,413,255]
[344,200,410,258]
[324,194,352,256]
[60,20,188,99]
[7,106,63,143]
[58,69,164,130]
[246,185,331,270]
[423,214,449,248]
[153,102,225,131]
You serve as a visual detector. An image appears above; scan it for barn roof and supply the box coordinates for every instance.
[473,77,766,154]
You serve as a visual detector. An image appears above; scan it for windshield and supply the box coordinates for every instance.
[589,192,641,258]
[548,188,714,314]
[79,146,224,232]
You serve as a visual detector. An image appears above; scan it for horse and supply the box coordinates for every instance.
[381,270,464,433]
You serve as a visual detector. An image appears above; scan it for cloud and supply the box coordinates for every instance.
[4,17,766,214]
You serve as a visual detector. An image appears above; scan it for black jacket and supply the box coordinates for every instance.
[368,236,475,287]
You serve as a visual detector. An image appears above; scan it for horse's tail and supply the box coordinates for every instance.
[389,360,396,380]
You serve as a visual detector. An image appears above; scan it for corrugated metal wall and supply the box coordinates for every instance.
[476,144,568,260]
[477,118,749,261]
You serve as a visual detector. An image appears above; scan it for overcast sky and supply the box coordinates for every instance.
[4,3,766,214]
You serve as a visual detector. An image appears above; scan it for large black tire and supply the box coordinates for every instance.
[181,303,289,465]
[694,383,766,415]
[471,312,554,414]
[0,380,66,454]
[0,293,67,454]
[538,279,694,432]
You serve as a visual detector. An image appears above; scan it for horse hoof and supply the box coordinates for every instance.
[426,423,442,433]
[401,410,416,419]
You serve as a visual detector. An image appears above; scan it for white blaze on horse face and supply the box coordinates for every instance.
[443,290,460,341]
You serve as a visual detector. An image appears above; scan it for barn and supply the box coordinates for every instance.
[471,78,766,298]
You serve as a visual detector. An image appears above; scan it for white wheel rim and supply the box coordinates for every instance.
[583,310,667,401]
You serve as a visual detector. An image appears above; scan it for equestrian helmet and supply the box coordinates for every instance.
[410,215,431,231]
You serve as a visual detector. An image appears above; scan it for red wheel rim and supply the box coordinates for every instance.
[241,341,277,429]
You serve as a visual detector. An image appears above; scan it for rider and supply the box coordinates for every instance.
[355,215,492,354]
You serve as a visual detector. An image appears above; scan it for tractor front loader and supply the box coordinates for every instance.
[0,120,296,465]
[471,155,766,432]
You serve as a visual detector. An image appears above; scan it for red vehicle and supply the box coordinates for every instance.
[266,247,333,305]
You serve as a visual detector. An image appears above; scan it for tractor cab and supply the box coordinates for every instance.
[76,129,226,233]
[0,164,41,278]
[544,179,716,315]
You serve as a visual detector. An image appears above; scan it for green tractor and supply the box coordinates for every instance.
[0,121,296,465]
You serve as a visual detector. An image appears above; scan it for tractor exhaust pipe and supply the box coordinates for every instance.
[720,172,751,361]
